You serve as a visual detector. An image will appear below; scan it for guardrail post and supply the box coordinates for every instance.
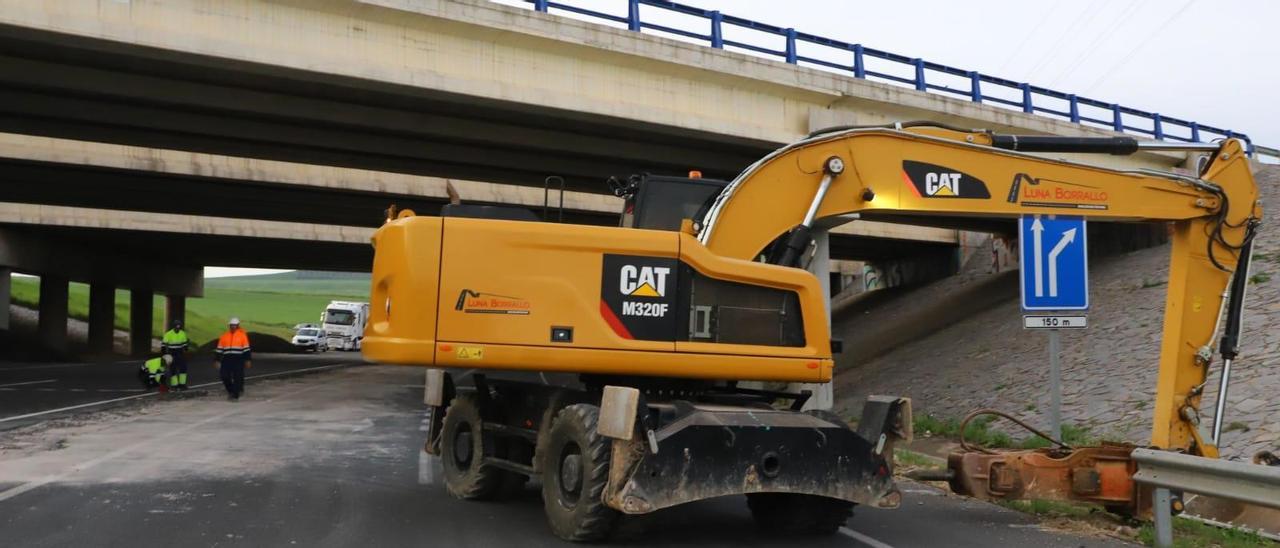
[533,0,548,12]
[852,44,865,78]
[785,28,797,64]
[968,71,982,103]
[1112,104,1124,132]
[627,0,640,31]
[709,11,723,48]
[1189,122,1201,142]
[1153,487,1174,547]
[1020,83,1033,113]
[913,58,926,91]
[1068,94,1080,123]
[1153,113,1164,140]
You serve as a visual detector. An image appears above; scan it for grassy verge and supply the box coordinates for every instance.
[1136,518,1274,547]
[10,276,366,345]
[913,412,1096,449]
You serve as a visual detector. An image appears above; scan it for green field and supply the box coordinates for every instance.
[9,271,370,346]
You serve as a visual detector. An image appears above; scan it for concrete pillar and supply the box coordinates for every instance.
[164,294,185,332]
[38,274,69,352]
[799,229,834,411]
[88,283,116,354]
[130,287,153,356]
[0,267,10,331]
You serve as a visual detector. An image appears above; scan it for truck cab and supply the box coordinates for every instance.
[322,301,369,351]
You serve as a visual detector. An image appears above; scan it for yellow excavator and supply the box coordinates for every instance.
[362,123,1260,541]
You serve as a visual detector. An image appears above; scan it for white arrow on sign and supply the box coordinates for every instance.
[1047,228,1077,297]
[1031,217,1044,297]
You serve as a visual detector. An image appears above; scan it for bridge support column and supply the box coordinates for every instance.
[164,294,185,332]
[0,267,10,332]
[799,228,834,411]
[88,283,116,354]
[130,287,153,356]
[38,274,69,352]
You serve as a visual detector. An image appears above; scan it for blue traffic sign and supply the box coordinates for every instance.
[1020,215,1088,310]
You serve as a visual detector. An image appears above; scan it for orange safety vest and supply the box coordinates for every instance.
[216,329,252,361]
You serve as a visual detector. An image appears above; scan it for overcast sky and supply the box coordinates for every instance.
[207,0,1276,278]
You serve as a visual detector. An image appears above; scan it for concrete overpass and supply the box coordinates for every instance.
[0,0,1217,356]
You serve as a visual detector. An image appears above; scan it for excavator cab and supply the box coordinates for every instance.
[609,173,727,231]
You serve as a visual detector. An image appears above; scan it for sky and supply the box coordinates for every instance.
[209,0,1277,278]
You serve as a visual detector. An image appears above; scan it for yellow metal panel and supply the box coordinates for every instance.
[362,216,442,366]
[435,217,678,352]
[432,341,828,383]
[676,233,829,360]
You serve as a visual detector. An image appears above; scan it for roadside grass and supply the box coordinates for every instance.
[893,448,938,468]
[997,499,1096,519]
[912,413,1095,449]
[1136,518,1274,548]
[10,276,368,345]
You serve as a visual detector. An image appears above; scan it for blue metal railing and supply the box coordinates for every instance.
[523,0,1256,155]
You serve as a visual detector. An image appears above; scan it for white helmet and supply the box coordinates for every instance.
[162,354,174,365]
[228,317,241,326]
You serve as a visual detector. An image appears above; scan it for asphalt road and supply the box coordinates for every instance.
[0,365,1134,547]
[0,352,358,429]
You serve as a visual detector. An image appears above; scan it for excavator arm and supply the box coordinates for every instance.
[694,125,1261,511]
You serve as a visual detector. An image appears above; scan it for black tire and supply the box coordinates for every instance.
[746,493,854,535]
[440,393,503,500]
[542,404,618,542]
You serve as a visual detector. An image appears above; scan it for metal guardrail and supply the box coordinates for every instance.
[521,0,1268,157]
[1131,448,1280,547]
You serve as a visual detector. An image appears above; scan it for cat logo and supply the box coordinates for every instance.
[619,265,669,298]
[924,172,962,196]
[901,160,991,199]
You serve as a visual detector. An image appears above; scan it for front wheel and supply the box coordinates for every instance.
[542,404,618,542]
[439,393,503,500]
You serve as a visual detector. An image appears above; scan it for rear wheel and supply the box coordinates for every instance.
[440,393,503,500]
[542,404,618,542]
[746,493,854,535]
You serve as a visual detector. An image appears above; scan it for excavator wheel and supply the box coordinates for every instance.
[746,493,854,536]
[542,403,618,542]
[440,392,504,500]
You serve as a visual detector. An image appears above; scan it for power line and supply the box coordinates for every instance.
[1023,0,1106,80]
[995,2,1065,75]
[1048,0,1149,89]
[1082,0,1197,94]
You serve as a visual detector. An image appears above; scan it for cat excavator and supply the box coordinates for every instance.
[362,122,1260,541]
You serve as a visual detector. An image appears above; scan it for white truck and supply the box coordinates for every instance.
[321,301,369,351]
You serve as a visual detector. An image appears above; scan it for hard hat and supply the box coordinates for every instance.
[228,317,241,325]
[162,354,173,365]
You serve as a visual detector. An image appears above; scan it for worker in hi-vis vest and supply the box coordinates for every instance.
[161,320,194,391]
[138,354,172,390]
[214,317,252,401]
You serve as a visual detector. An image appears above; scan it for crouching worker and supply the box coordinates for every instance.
[137,354,173,390]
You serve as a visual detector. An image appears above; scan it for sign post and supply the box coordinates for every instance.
[1020,215,1089,441]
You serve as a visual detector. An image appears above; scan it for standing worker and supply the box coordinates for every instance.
[162,320,194,391]
[214,317,252,401]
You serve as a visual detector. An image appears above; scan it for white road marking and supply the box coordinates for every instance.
[0,379,57,388]
[0,363,353,424]
[840,527,895,548]
[0,381,329,503]
[418,450,439,486]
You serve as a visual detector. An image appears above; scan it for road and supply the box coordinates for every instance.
[0,352,357,429]
[0,365,1133,547]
